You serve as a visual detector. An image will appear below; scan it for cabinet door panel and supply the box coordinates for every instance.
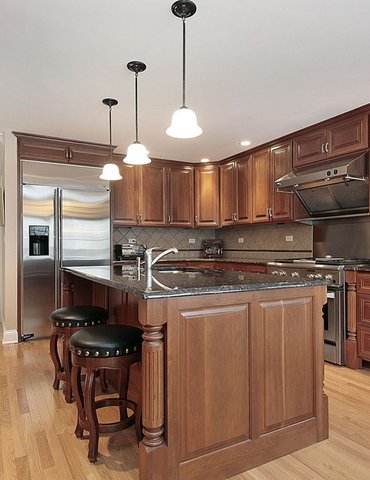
[292,130,327,168]
[112,165,138,225]
[358,326,370,361]
[357,273,370,294]
[194,165,220,227]
[168,166,194,227]
[236,157,252,224]
[357,294,370,327]
[18,136,69,163]
[68,143,111,167]
[251,149,270,223]
[327,115,368,158]
[271,142,293,222]
[139,163,167,226]
[220,162,236,226]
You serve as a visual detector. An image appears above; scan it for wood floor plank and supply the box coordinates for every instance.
[1,338,370,479]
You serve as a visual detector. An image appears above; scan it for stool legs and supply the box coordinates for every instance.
[50,333,62,391]
[71,359,142,463]
[49,330,73,403]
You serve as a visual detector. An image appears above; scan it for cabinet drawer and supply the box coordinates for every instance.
[357,273,370,294]
[356,294,370,327]
[358,326,370,361]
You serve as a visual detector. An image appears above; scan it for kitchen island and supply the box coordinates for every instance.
[62,265,328,480]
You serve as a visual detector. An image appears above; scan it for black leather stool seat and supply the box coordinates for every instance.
[70,324,143,358]
[50,305,108,328]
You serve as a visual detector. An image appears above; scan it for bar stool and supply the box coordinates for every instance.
[69,324,143,463]
[50,305,109,403]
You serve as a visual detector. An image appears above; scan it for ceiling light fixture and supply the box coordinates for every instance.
[124,61,151,165]
[100,98,122,181]
[240,140,251,147]
[200,158,210,163]
[166,0,202,139]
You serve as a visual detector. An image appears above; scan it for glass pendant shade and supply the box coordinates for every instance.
[99,163,122,180]
[166,106,202,138]
[124,141,151,165]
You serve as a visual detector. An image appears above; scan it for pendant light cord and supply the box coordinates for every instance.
[135,72,139,142]
[182,17,186,107]
[108,104,113,161]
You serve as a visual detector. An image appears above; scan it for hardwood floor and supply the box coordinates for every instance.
[1,337,370,479]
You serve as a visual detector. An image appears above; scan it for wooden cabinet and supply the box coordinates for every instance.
[251,142,293,223]
[271,143,293,221]
[16,132,112,167]
[194,165,220,227]
[220,156,252,226]
[356,272,370,361]
[112,162,167,226]
[293,114,368,168]
[167,165,194,227]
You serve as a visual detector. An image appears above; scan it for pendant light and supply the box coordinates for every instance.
[100,98,122,180]
[166,0,202,139]
[124,61,151,165]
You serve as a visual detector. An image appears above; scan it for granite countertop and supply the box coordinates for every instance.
[63,265,326,300]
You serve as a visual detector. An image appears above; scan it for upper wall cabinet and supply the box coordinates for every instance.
[16,133,112,167]
[168,165,194,228]
[251,142,293,223]
[293,114,368,169]
[195,165,220,227]
[220,156,252,226]
[113,162,167,227]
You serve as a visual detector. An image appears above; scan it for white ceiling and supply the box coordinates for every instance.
[1,0,370,163]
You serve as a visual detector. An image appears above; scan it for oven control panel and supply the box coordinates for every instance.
[267,262,343,286]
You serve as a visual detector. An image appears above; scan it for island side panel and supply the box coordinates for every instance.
[159,286,328,480]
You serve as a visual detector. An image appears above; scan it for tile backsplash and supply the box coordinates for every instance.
[114,223,313,261]
[113,227,215,259]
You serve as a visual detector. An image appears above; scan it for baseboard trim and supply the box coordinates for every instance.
[2,329,19,344]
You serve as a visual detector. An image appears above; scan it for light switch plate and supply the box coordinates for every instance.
[128,238,137,244]
[238,238,244,243]
[188,238,196,244]
[285,235,293,242]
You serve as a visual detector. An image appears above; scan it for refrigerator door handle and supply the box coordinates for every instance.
[54,189,62,307]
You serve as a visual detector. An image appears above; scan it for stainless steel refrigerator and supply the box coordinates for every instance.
[21,161,110,340]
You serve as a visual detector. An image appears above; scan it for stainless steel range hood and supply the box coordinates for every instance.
[275,151,369,219]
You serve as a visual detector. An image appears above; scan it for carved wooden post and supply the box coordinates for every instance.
[141,325,164,447]
[345,270,362,369]
[61,272,74,307]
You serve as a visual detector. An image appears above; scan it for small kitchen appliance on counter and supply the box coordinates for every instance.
[202,239,223,258]
[114,243,146,261]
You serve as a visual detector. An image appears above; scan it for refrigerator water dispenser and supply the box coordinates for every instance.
[29,225,49,256]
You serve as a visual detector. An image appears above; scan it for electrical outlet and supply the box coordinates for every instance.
[188,238,196,244]
[238,237,244,243]
[128,238,136,244]
[285,235,293,242]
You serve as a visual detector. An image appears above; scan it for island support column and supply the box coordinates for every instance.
[139,299,168,480]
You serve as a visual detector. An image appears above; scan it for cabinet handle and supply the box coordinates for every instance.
[168,214,171,223]
[269,207,273,219]
[234,213,238,222]
[68,147,73,159]
[136,213,140,224]
[325,142,329,153]
[195,215,198,223]
[321,143,325,154]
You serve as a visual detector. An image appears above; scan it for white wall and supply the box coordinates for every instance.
[0,133,4,327]
[2,132,18,343]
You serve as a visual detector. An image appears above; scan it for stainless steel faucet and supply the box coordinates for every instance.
[145,247,179,270]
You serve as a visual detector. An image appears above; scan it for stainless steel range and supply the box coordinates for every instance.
[267,257,370,365]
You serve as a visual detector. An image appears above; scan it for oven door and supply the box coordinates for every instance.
[323,287,345,365]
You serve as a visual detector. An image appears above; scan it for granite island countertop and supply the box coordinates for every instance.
[63,265,326,300]
[113,257,267,266]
